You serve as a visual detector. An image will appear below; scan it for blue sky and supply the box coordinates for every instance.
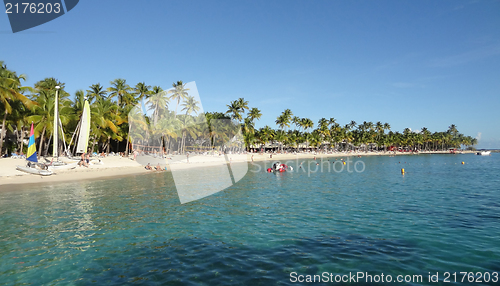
[1,0,499,148]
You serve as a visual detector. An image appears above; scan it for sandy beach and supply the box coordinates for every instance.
[0,150,475,187]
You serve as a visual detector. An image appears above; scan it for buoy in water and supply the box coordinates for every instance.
[461,161,465,165]
[401,168,405,174]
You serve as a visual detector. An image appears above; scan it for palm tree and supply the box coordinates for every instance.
[26,90,51,156]
[275,109,293,152]
[90,97,121,153]
[147,87,169,125]
[0,62,34,156]
[73,90,87,115]
[135,82,151,102]
[302,118,314,132]
[86,83,107,103]
[226,100,242,121]
[300,118,313,149]
[329,120,341,151]
[168,80,189,117]
[258,125,275,147]
[236,98,249,114]
[157,112,180,154]
[421,127,431,150]
[275,109,293,131]
[247,107,262,122]
[309,131,322,151]
[26,78,70,157]
[274,130,287,152]
[3,100,30,155]
[181,95,200,116]
[292,116,301,131]
[178,115,200,154]
[107,79,132,107]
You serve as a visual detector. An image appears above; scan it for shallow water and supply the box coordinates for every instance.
[1,154,499,285]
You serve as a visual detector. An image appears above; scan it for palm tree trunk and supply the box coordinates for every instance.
[107,137,110,153]
[91,137,97,153]
[15,128,20,153]
[19,127,24,154]
[44,133,52,156]
[59,137,64,157]
[180,135,183,154]
[0,111,7,156]
[165,136,170,154]
[181,133,185,154]
[125,124,130,155]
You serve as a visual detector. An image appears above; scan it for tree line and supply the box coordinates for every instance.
[0,61,477,157]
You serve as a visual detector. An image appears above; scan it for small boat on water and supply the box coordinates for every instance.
[16,123,53,176]
[267,161,291,173]
[477,151,491,156]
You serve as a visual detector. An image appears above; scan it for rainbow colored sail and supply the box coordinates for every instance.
[27,123,37,162]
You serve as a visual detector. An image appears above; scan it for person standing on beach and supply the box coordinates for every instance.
[186,153,189,163]
[86,150,90,166]
[78,151,88,167]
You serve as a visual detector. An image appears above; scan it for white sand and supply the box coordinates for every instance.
[0,150,473,187]
[0,156,147,186]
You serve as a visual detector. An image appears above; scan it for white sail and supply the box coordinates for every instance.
[76,100,91,154]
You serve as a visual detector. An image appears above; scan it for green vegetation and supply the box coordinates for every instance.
[0,61,477,157]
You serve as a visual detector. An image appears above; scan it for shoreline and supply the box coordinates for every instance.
[0,150,477,188]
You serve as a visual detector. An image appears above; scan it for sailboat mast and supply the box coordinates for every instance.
[53,86,60,158]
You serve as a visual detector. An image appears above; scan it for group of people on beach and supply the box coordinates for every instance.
[78,150,91,167]
[145,163,166,171]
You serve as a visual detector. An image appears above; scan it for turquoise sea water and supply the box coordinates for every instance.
[1,154,499,285]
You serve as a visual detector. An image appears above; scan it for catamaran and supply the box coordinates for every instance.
[477,151,491,156]
[16,122,53,176]
[62,95,92,162]
[36,86,77,170]
[55,95,92,168]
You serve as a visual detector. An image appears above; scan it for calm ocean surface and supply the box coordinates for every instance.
[1,154,499,285]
